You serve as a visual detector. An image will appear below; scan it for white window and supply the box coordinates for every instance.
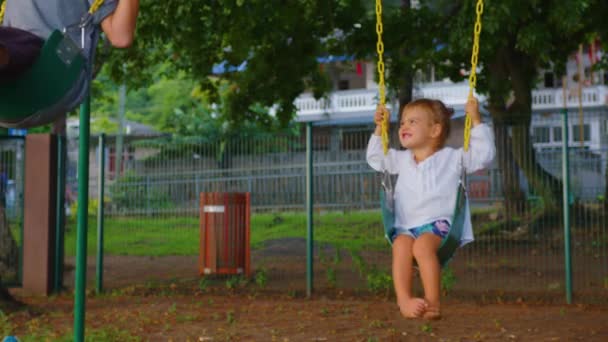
[532,126,550,143]
[552,127,562,142]
[571,124,590,142]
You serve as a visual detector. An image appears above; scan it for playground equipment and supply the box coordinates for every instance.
[375,0,484,267]
[1,0,107,340]
[0,0,105,128]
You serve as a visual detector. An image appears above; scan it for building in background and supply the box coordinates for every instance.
[293,45,607,198]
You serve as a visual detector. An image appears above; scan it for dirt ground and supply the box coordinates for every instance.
[5,237,607,341]
[7,281,608,342]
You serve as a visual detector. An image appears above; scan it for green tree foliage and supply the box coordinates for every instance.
[96,1,608,206]
[90,64,205,134]
[431,0,608,213]
[435,0,605,105]
[346,2,445,110]
[102,0,367,128]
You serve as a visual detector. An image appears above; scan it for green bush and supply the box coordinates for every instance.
[109,171,174,211]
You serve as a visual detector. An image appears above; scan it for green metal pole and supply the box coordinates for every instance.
[306,122,314,297]
[96,134,106,294]
[74,96,91,342]
[54,135,66,293]
[17,136,25,287]
[561,108,573,304]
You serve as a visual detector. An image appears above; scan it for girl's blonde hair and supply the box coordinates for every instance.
[402,98,454,148]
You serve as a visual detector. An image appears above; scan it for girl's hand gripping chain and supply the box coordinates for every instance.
[465,96,481,127]
[374,104,389,137]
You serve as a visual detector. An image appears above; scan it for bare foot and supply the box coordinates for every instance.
[423,305,441,320]
[398,297,427,318]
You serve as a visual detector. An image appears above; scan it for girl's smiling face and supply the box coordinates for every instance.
[399,107,440,150]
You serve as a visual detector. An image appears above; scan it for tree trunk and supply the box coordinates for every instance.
[492,122,526,215]
[510,124,561,212]
[502,50,563,213]
[485,51,526,217]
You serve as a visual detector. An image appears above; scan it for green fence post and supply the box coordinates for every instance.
[74,95,91,342]
[561,107,573,304]
[54,135,66,293]
[146,175,151,216]
[96,134,106,294]
[306,122,314,297]
[18,137,25,287]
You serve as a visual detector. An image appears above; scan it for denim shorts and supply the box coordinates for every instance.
[392,219,451,241]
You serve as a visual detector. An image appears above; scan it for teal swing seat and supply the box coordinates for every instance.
[0,30,86,128]
[380,179,470,268]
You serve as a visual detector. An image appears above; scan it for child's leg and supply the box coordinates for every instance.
[392,234,426,318]
[412,233,442,319]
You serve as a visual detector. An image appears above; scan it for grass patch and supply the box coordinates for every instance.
[64,210,386,257]
[63,207,505,257]
[64,216,200,256]
[252,211,386,251]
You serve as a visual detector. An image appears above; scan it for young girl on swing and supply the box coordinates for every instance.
[366,97,495,319]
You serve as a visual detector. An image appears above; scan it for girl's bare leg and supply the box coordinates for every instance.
[392,235,426,318]
[412,233,442,319]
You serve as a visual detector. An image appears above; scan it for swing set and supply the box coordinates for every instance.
[375,0,484,267]
[0,1,107,340]
[0,0,106,128]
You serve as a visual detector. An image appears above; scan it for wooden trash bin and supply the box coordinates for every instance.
[199,192,251,276]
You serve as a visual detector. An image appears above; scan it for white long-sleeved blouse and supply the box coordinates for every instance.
[366,123,496,245]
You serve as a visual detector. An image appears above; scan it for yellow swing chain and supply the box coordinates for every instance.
[89,0,106,15]
[375,0,389,155]
[464,0,484,152]
[0,1,6,25]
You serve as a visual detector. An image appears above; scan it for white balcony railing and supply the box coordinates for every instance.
[295,82,608,121]
[415,82,485,106]
[532,86,608,110]
[294,88,378,116]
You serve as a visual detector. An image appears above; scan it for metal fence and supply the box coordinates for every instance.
[64,122,608,302]
[0,137,25,287]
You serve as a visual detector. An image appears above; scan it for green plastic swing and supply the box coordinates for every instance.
[0,0,107,128]
[0,30,86,127]
[380,180,469,268]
